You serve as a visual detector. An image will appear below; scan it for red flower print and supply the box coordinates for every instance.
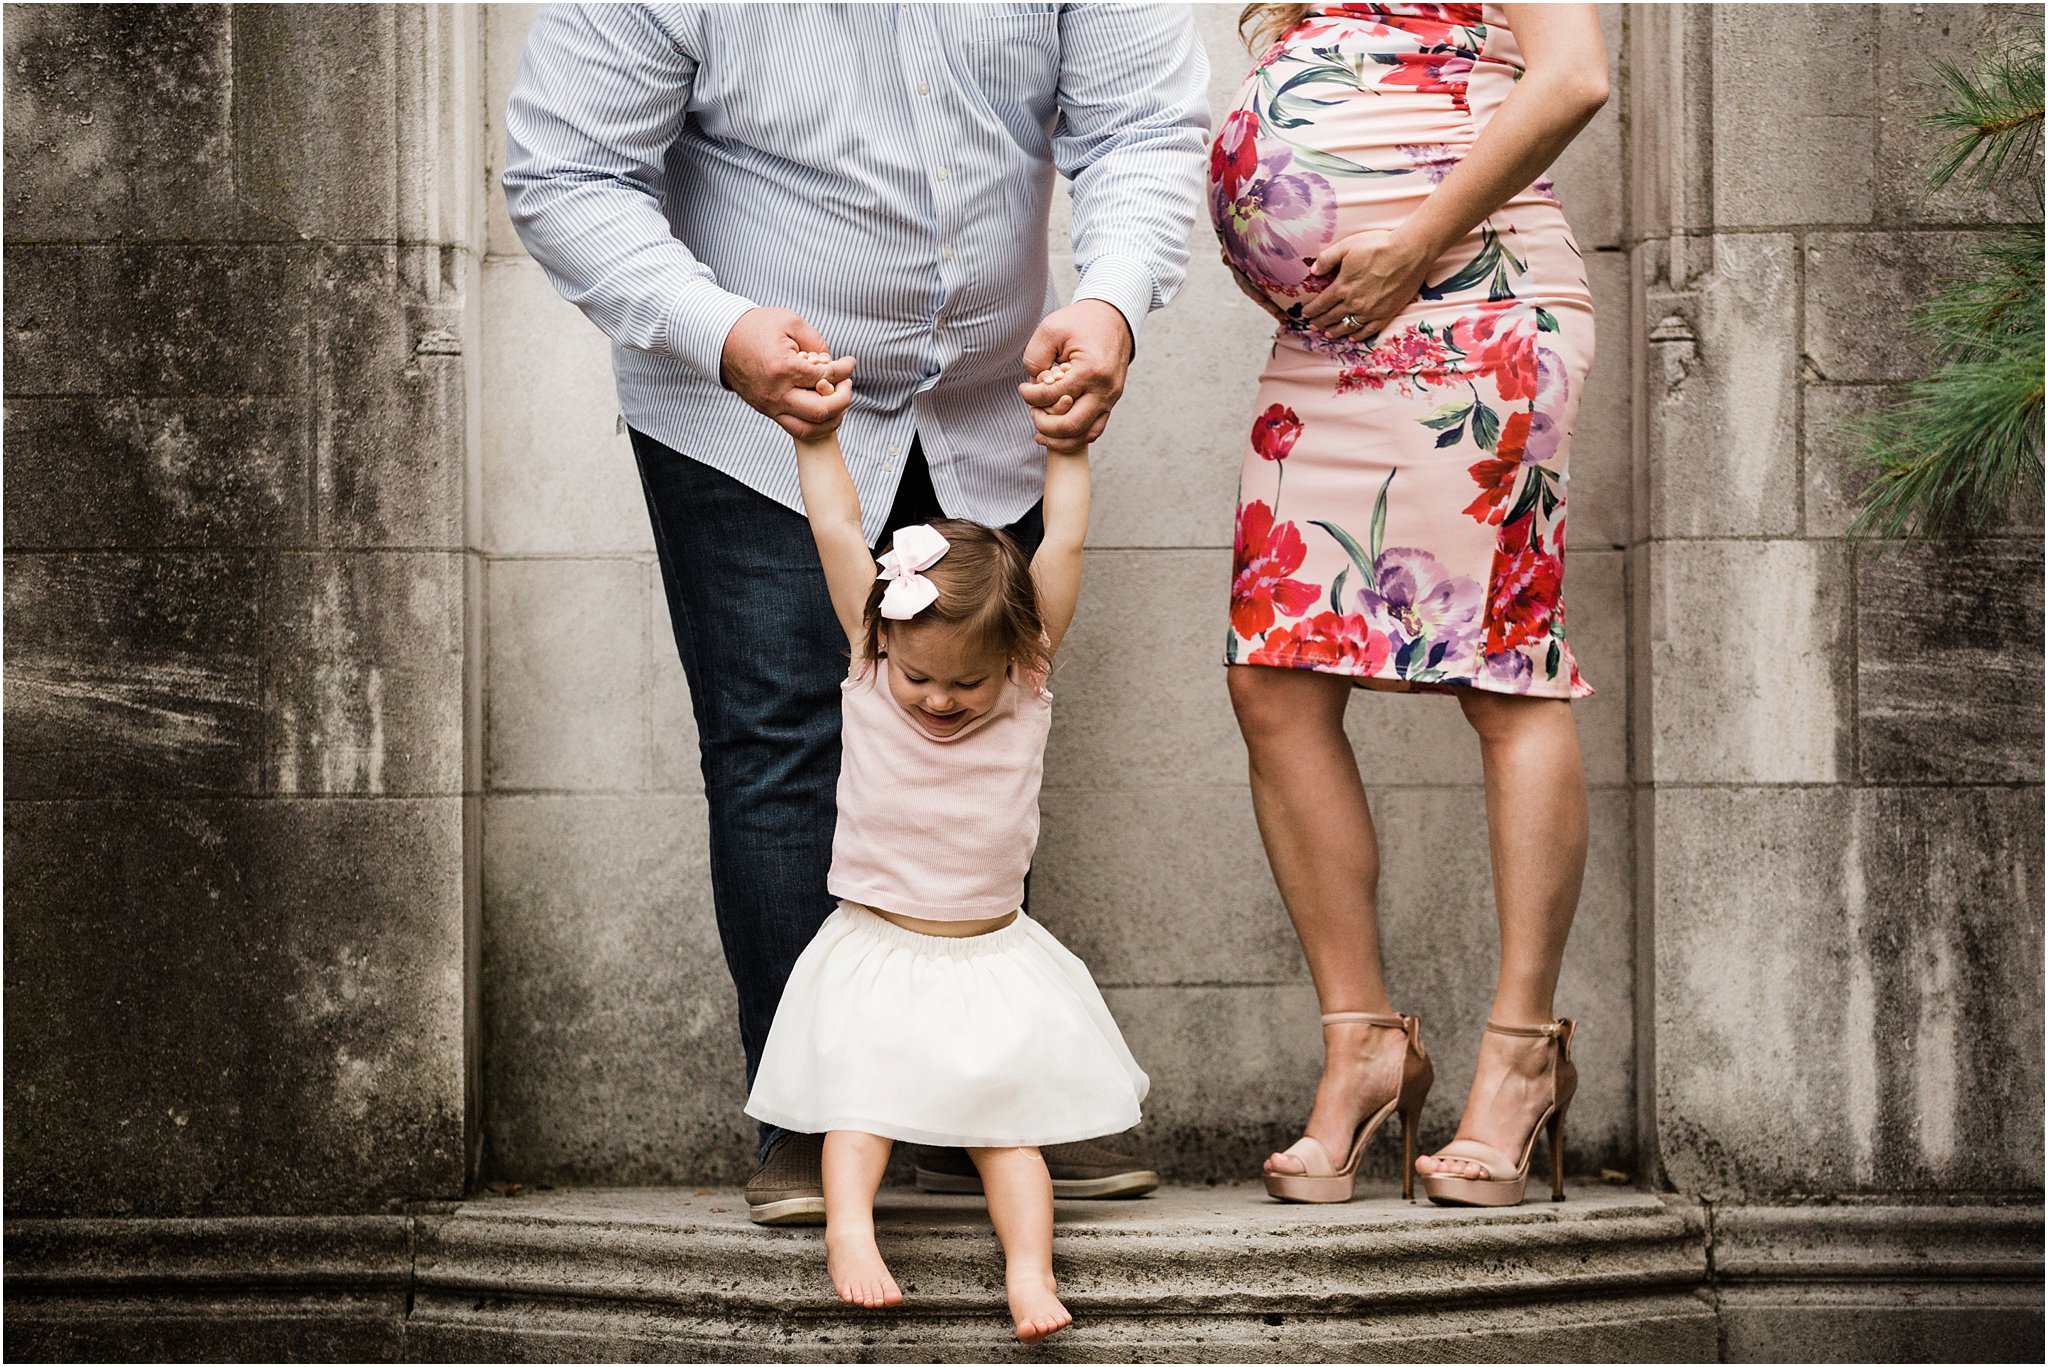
[1483,511,1563,653]
[1209,109,1261,201]
[1461,411,1531,524]
[1453,302,1543,402]
[1252,404,1304,462]
[1232,500,1323,638]
[1248,611,1393,674]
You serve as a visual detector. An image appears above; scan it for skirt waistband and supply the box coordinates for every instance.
[834,900,1033,956]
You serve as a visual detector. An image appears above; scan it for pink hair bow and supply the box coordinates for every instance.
[876,524,950,620]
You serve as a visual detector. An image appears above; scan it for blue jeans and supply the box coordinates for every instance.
[632,428,1043,1164]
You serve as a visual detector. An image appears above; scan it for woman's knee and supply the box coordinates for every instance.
[1457,688,1564,742]
[1229,665,1340,745]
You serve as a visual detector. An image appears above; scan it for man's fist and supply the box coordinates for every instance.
[1017,299,1133,455]
[720,307,857,440]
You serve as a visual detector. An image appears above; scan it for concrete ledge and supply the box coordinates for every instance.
[4,1188,2040,1362]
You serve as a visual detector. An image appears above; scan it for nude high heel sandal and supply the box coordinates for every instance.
[1418,1018,1578,1208]
[1264,1011,1434,1204]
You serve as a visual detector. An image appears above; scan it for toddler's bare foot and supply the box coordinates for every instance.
[1006,1269,1071,1344]
[825,1228,902,1309]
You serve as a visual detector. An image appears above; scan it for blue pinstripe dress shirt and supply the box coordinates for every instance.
[502,3,1212,542]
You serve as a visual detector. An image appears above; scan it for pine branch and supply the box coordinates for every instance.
[1923,43,2044,190]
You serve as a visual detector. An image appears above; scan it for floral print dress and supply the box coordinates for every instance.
[1213,3,1595,697]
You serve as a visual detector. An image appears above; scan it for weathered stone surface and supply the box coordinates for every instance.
[262,552,467,796]
[647,563,706,795]
[1856,541,2044,783]
[1645,234,1801,537]
[1569,248,1631,551]
[1804,230,1986,383]
[486,557,650,792]
[1654,785,2043,1197]
[2,397,309,549]
[1645,539,1851,784]
[481,795,749,1186]
[1801,382,1890,538]
[229,4,398,241]
[2,553,263,797]
[313,246,467,548]
[480,259,654,556]
[1712,5,1876,227]
[5,1294,408,1365]
[2,799,466,1216]
[1,4,245,243]
[3,246,311,396]
[1875,3,2045,228]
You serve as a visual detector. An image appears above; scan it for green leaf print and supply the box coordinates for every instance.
[1421,400,1471,430]
[1312,518,1379,597]
[1330,566,1350,615]
[1369,470,1394,561]
[1536,306,1561,333]
[1471,400,1502,452]
[1227,629,1240,665]
[1435,425,1465,448]
[1545,639,1561,677]
[1418,225,1526,303]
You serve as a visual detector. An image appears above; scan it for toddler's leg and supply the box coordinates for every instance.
[968,1145,1071,1344]
[822,1130,901,1307]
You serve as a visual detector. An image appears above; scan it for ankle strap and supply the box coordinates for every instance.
[1322,1011,1409,1028]
[1485,1019,1566,1037]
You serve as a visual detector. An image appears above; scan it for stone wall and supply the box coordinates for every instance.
[474,2,1637,1187]
[3,3,483,1216]
[1625,1,2044,1200]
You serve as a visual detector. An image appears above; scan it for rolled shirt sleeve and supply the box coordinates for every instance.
[1055,4,1214,348]
[501,4,756,380]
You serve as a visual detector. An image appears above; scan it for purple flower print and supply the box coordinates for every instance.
[1483,649,1535,692]
[1214,146,1338,297]
[1356,546,1484,668]
[1524,346,1572,465]
[1396,143,1458,185]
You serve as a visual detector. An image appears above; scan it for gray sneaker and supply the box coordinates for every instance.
[913,1127,1160,1199]
[746,1132,826,1225]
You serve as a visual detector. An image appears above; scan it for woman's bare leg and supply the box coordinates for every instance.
[1416,691,1589,1179]
[822,1130,901,1306]
[1228,665,1410,1175]
[968,1145,1070,1344]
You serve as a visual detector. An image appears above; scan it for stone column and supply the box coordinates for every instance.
[4,2,483,1239]
[1625,4,2043,1355]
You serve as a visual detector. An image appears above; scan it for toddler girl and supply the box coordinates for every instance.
[744,355,1148,1345]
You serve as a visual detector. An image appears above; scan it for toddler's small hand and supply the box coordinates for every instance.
[1029,361,1077,418]
[793,347,840,396]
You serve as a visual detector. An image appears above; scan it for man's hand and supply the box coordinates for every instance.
[720,307,857,439]
[1017,299,1133,454]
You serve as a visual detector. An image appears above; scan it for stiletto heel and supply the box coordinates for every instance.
[1418,1018,1578,1209]
[1264,1012,1433,1204]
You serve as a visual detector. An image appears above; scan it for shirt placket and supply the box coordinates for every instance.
[895,2,965,513]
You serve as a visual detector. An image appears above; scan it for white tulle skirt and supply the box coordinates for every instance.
[745,902,1149,1148]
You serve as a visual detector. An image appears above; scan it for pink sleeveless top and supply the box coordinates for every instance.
[827,655,1054,921]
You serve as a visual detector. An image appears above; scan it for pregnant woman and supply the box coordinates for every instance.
[1211,4,1607,1206]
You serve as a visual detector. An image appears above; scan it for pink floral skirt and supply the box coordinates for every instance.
[1213,4,1595,698]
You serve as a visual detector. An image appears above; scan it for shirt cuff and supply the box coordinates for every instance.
[663,278,761,382]
[1073,255,1159,353]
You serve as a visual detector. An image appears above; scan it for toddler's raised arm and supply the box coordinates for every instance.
[790,350,875,647]
[1030,363,1091,655]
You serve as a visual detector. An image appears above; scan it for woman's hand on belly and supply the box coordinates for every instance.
[1298,227,1436,342]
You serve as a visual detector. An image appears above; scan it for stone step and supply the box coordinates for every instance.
[407,1183,1718,1360]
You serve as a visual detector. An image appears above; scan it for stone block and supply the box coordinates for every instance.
[313,246,467,548]
[1564,548,1628,787]
[480,259,654,556]
[1033,785,1310,988]
[485,5,540,261]
[647,562,704,795]
[1,4,246,242]
[1645,540,1851,784]
[1806,383,2043,540]
[3,245,311,397]
[2,553,263,797]
[1712,6,1876,227]
[230,4,397,241]
[1646,234,1801,537]
[481,795,749,1185]
[263,553,467,796]
[486,557,649,791]
[1805,230,1984,383]
[2,798,466,1216]
[1856,541,2043,783]
[1547,4,1626,251]
[1568,248,1631,551]
[1,396,309,548]
[1654,784,2043,1197]
[1876,3,2045,227]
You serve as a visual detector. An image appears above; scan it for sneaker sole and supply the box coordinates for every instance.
[913,1167,1160,1199]
[747,1195,827,1226]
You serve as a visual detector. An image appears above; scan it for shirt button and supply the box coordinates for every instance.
[935,166,949,181]
[942,244,955,260]
[887,445,900,457]
[917,81,931,96]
